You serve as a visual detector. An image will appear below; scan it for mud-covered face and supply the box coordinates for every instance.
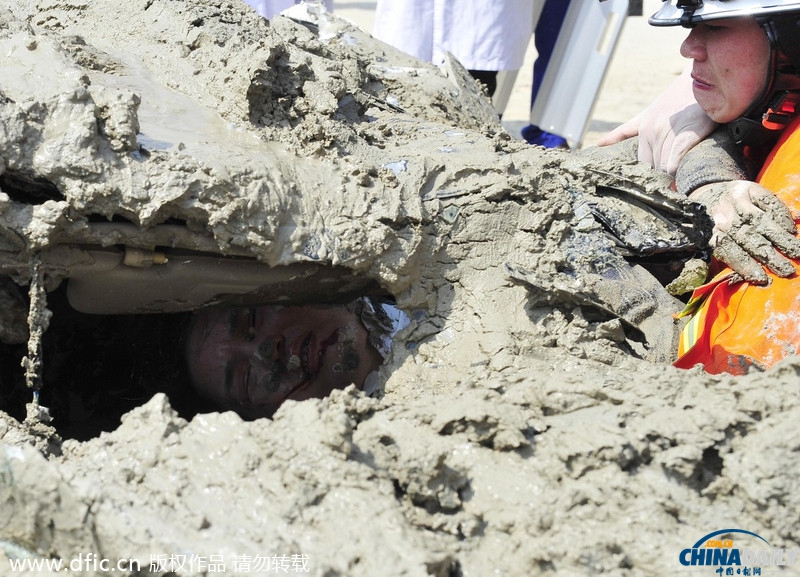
[680,17,770,123]
[184,304,383,418]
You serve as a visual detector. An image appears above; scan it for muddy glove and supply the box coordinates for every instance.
[689,181,800,284]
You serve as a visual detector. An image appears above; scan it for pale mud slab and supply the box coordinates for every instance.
[0,2,798,576]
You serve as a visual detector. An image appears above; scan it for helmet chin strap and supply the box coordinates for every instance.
[728,90,800,181]
[728,88,800,148]
[729,19,800,150]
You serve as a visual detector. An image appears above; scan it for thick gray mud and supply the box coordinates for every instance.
[0,2,798,576]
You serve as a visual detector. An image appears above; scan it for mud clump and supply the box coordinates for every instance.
[0,2,798,576]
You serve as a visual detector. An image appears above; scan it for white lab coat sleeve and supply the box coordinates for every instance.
[245,0,333,19]
[245,0,294,18]
[434,0,534,71]
[374,0,533,71]
[373,0,435,62]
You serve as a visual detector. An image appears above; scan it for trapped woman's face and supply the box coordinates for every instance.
[680,17,770,123]
[185,304,382,418]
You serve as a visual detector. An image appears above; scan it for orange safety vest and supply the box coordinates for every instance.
[674,115,800,375]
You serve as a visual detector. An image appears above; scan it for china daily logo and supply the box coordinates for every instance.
[680,529,799,574]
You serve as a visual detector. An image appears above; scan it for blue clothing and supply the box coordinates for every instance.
[524,0,571,148]
[531,0,571,105]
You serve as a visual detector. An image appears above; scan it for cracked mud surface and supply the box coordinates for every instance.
[0,2,798,576]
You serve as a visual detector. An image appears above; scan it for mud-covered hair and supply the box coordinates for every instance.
[37,285,205,440]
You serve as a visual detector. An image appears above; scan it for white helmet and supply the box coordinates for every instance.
[650,0,800,70]
[650,0,800,148]
[650,0,800,27]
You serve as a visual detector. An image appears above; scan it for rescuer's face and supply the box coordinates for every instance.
[680,17,769,123]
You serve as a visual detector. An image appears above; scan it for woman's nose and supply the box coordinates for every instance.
[253,334,284,364]
[680,27,705,60]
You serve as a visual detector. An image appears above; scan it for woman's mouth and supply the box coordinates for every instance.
[279,330,340,402]
[691,72,712,89]
[306,330,339,375]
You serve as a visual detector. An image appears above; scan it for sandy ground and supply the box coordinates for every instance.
[0,2,798,577]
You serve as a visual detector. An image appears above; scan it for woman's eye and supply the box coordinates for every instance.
[246,308,257,341]
[243,363,252,393]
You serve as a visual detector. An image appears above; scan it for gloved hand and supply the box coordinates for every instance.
[598,68,717,177]
[689,181,800,284]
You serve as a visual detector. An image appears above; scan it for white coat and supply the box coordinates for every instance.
[245,0,333,19]
[373,0,534,71]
